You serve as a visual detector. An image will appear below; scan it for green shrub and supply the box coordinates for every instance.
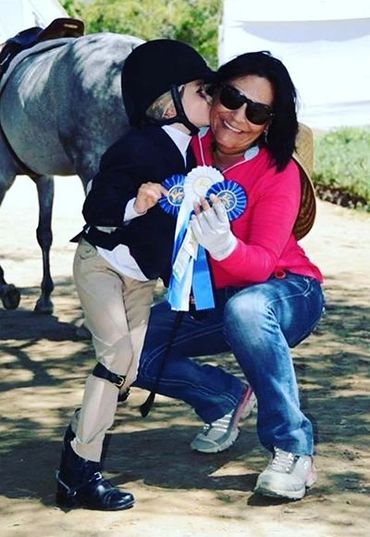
[63,0,221,68]
[313,128,370,208]
[61,0,84,18]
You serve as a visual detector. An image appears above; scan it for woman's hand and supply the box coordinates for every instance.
[133,182,168,214]
[191,194,237,260]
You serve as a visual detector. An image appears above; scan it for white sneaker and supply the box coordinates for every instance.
[254,447,317,500]
[190,386,256,453]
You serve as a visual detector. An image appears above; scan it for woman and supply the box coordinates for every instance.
[134,51,325,501]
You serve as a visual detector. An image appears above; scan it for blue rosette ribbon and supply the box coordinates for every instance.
[158,174,185,217]
[206,180,247,221]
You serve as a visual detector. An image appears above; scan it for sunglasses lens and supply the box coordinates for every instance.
[219,85,245,110]
[219,84,273,125]
[245,105,272,125]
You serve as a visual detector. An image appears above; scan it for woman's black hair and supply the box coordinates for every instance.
[216,51,298,171]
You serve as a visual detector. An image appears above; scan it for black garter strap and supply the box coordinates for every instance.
[92,363,126,388]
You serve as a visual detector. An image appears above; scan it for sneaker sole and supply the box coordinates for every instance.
[253,484,307,500]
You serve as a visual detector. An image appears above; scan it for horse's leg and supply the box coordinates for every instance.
[0,139,22,309]
[0,265,21,309]
[31,174,55,314]
[0,188,21,309]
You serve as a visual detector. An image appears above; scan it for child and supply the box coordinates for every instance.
[56,39,214,511]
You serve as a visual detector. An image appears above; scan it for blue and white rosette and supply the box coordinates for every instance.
[206,180,247,221]
[167,166,224,311]
[158,173,185,217]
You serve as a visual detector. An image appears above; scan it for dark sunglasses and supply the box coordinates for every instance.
[218,84,274,125]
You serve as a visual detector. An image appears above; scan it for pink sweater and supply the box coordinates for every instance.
[191,130,323,289]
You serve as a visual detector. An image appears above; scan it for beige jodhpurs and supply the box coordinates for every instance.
[71,239,156,461]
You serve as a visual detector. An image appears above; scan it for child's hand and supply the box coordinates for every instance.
[134,182,168,214]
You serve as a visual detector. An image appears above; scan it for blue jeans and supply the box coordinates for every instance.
[135,272,325,455]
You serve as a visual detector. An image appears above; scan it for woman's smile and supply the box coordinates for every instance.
[222,119,244,133]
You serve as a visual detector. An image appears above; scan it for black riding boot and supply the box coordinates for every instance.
[56,427,134,511]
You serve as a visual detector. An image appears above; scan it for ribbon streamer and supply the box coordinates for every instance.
[167,166,223,311]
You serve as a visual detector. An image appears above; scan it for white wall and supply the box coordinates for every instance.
[219,0,370,129]
[0,0,66,42]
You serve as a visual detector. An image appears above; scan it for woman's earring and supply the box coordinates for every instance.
[264,126,269,144]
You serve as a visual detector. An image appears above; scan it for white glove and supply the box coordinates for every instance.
[190,199,237,260]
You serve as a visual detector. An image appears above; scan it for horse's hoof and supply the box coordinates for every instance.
[1,284,21,310]
[34,298,54,314]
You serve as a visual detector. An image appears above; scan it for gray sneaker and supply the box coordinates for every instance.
[254,447,317,500]
[190,386,256,453]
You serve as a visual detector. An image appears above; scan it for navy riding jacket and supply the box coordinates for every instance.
[79,125,195,286]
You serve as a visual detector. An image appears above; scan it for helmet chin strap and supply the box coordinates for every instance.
[144,85,199,134]
[148,85,198,134]
[169,85,199,135]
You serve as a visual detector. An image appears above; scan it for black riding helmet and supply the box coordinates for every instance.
[121,39,215,134]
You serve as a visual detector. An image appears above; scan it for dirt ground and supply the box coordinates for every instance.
[0,176,369,537]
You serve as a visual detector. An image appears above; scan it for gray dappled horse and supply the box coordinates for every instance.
[0,32,143,313]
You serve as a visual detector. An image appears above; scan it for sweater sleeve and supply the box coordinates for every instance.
[214,160,301,283]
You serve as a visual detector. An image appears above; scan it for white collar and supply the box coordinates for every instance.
[161,124,191,163]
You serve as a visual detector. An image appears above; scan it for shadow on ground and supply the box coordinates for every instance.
[0,273,369,531]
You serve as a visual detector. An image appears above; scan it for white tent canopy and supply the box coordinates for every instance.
[0,0,66,43]
[219,0,370,129]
